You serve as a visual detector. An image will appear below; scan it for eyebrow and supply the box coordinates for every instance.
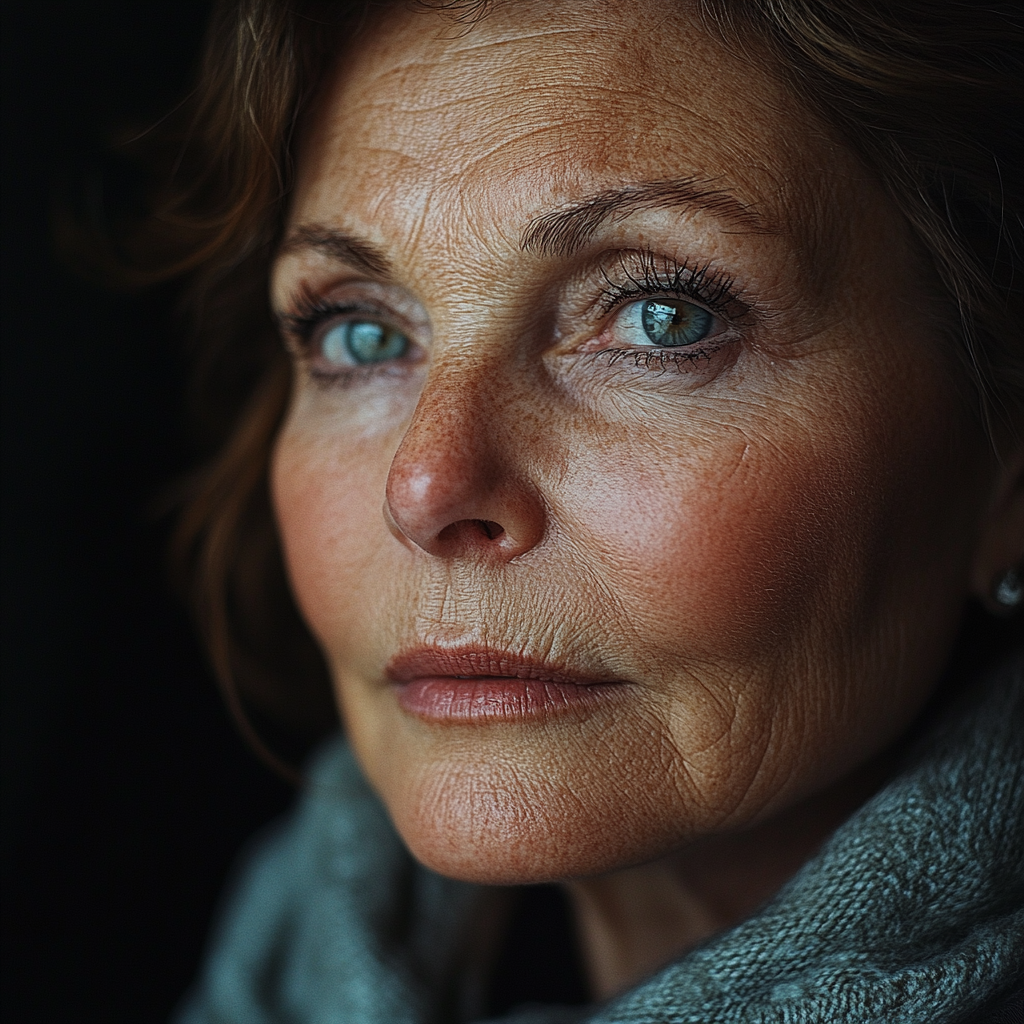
[277,224,393,276]
[279,177,765,274]
[520,178,766,258]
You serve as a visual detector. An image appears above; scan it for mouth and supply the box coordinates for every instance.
[386,646,629,723]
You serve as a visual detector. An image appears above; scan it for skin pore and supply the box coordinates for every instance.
[268,0,1021,999]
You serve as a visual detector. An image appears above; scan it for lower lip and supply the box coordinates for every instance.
[395,676,622,723]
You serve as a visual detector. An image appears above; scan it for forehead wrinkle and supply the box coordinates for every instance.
[433,22,604,54]
[348,31,618,110]
[300,4,871,312]
[348,71,639,136]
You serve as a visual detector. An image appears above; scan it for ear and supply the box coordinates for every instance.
[969,441,1024,611]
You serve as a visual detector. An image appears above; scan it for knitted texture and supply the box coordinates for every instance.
[177,655,1024,1024]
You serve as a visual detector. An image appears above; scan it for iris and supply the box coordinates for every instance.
[322,320,409,365]
[640,299,712,347]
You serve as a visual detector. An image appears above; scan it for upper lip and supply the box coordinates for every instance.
[386,646,623,687]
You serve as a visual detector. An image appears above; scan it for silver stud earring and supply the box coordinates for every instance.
[992,566,1024,610]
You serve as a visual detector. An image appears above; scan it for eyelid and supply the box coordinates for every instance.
[276,285,428,389]
[589,249,749,321]
[277,280,430,341]
[280,299,395,342]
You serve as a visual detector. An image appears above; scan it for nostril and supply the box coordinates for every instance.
[435,518,506,545]
[477,519,504,540]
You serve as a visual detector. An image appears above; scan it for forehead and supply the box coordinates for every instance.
[291,0,856,263]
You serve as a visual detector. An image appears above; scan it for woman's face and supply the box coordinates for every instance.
[270,0,997,883]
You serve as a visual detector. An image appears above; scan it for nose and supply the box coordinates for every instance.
[384,376,546,560]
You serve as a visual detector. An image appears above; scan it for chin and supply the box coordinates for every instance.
[394,795,635,886]
[366,735,700,886]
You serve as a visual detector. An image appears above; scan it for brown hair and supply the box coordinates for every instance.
[107,0,1023,772]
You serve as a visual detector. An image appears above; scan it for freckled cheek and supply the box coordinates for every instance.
[270,426,392,651]
[567,438,872,664]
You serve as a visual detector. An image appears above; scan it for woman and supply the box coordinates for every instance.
[125,0,1023,1020]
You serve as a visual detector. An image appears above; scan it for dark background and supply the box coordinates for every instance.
[3,5,1019,1024]
[1,4,295,1021]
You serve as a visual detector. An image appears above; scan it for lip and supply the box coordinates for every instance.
[387,646,628,723]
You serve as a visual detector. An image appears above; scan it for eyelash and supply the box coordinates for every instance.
[597,250,738,316]
[585,250,745,369]
[280,292,376,350]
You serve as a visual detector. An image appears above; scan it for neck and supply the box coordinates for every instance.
[563,752,896,1001]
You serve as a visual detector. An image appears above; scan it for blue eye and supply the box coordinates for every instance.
[321,320,409,365]
[638,298,713,347]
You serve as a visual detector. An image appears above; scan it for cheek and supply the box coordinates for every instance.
[560,363,964,687]
[270,421,392,650]
[562,424,865,666]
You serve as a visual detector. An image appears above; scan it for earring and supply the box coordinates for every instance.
[992,566,1024,610]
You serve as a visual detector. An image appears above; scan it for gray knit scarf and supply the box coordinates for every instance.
[177,654,1024,1024]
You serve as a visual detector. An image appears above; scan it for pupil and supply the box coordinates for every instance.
[348,321,387,360]
[641,299,712,347]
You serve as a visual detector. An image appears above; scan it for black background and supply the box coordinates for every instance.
[1,4,294,1021]
[3,5,1019,1024]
